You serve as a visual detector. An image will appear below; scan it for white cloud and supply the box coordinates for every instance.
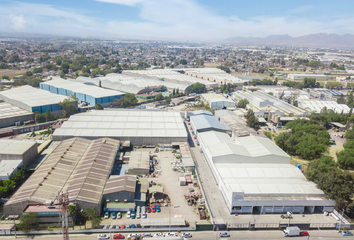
[0,0,353,41]
[9,14,26,30]
[95,0,143,7]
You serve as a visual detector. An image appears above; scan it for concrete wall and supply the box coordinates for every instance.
[0,113,34,128]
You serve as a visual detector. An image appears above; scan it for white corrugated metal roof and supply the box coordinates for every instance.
[53,109,187,138]
[0,86,67,107]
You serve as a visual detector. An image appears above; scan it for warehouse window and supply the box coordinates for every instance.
[232,206,242,210]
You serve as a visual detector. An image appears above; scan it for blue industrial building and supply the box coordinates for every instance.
[40,78,125,107]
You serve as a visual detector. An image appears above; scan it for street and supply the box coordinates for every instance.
[0,230,348,240]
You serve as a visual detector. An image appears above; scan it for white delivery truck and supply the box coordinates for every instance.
[283,226,300,237]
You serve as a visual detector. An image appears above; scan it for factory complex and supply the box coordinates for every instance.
[194,112,335,214]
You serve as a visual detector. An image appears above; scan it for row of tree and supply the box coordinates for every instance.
[245,78,278,86]
[275,119,330,160]
[305,156,354,218]
[0,167,27,198]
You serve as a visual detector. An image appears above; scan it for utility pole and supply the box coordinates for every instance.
[169,210,171,233]
[58,191,70,240]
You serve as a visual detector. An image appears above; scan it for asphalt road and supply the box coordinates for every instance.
[0,230,349,240]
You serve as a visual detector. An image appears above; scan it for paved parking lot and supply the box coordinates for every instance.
[100,150,206,228]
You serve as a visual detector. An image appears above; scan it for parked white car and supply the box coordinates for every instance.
[98,234,110,239]
[126,210,131,219]
[166,232,178,237]
[153,233,164,237]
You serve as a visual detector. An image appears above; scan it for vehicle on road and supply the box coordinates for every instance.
[181,233,192,238]
[151,206,156,213]
[153,233,164,237]
[166,232,178,237]
[104,212,109,219]
[112,212,116,219]
[113,234,125,239]
[155,205,161,212]
[117,212,122,219]
[141,233,152,237]
[283,226,300,237]
[300,231,309,236]
[342,231,353,236]
[219,232,230,237]
[127,211,131,219]
[128,234,139,238]
[98,234,110,239]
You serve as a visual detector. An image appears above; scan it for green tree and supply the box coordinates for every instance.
[33,67,43,74]
[95,103,104,110]
[91,217,102,229]
[61,63,70,74]
[245,109,260,130]
[303,78,317,88]
[69,205,77,216]
[18,213,38,233]
[337,94,346,104]
[179,59,187,65]
[59,93,78,117]
[82,208,96,221]
[337,148,354,169]
[190,83,206,94]
[112,93,138,108]
[216,65,231,73]
[172,88,176,96]
[347,91,354,108]
[154,94,164,101]
[237,99,249,108]
[25,71,33,77]
[165,97,171,104]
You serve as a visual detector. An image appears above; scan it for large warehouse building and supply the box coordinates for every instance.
[4,137,120,215]
[0,86,69,114]
[233,90,309,120]
[288,74,336,81]
[53,109,187,145]
[200,94,236,110]
[198,130,335,214]
[0,139,38,166]
[40,78,125,107]
[0,102,34,128]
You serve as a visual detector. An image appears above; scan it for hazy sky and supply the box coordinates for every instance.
[1,0,354,41]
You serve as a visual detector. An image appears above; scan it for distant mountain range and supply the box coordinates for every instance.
[224,33,354,48]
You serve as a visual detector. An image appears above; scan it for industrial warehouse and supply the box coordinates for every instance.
[53,109,187,145]
[233,90,309,124]
[4,137,120,215]
[0,85,69,114]
[197,130,335,214]
[40,78,125,107]
[200,93,236,110]
[0,102,34,128]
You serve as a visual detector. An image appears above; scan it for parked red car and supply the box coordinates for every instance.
[113,234,125,239]
[120,225,125,229]
[146,206,151,213]
[300,231,309,236]
[151,205,156,213]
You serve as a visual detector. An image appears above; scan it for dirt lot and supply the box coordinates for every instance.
[327,129,346,162]
[0,69,25,78]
